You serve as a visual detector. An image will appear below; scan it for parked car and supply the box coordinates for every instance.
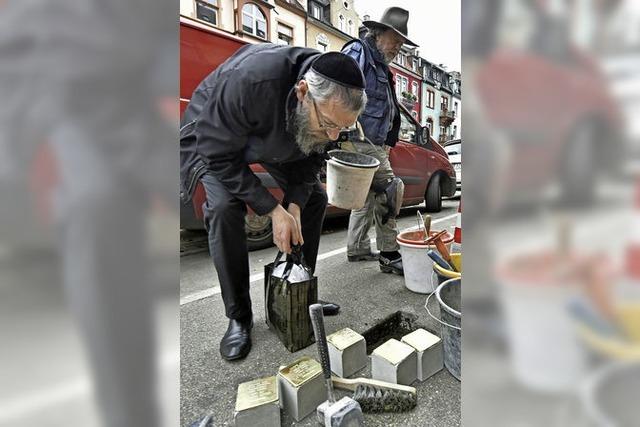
[179,16,456,250]
[475,0,624,206]
[444,139,461,193]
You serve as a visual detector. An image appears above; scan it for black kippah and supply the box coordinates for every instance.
[310,52,365,90]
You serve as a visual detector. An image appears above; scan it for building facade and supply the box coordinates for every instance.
[449,71,462,140]
[390,45,422,122]
[180,0,461,142]
[306,0,358,52]
[181,0,307,47]
[420,60,460,144]
[272,0,307,47]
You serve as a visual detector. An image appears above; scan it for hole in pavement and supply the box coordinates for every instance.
[361,311,436,355]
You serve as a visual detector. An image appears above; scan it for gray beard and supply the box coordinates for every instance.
[382,52,395,64]
[294,102,329,156]
[375,41,396,64]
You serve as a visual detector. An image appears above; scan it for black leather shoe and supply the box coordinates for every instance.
[347,251,379,262]
[379,255,404,275]
[220,317,253,361]
[318,300,340,316]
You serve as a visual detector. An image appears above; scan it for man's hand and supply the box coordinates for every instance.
[268,204,300,254]
[287,203,304,247]
[384,145,392,154]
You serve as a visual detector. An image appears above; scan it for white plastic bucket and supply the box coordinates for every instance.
[326,150,379,210]
[498,251,586,392]
[397,230,453,294]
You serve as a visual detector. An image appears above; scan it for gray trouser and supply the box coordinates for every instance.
[345,142,400,255]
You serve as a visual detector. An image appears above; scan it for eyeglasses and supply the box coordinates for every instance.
[308,93,352,134]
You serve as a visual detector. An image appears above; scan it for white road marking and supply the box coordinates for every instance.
[179,212,459,306]
[0,350,180,424]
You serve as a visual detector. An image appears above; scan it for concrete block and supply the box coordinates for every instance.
[327,327,367,378]
[370,338,417,386]
[401,328,443,381]
[234,376,280,427]
[277,356,326,421]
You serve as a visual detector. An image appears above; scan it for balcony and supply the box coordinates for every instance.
[439,108,455,126]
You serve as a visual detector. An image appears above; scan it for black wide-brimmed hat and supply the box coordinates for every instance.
[363,7,418,47]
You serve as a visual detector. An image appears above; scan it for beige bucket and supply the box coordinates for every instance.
[326,150,380,210]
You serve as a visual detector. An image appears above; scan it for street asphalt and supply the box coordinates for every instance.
[180,199,462,426]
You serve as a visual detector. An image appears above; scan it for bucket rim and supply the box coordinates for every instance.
[327,149,381,169]
[433,253,462,278]
[435,278,461,318]
[397,229,454,247]
[580,361,639,427]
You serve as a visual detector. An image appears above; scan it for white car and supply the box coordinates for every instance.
[444,139,461,193]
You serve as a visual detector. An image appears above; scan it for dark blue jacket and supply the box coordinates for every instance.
[342,36,401,147]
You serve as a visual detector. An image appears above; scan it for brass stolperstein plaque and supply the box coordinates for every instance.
[327,327,363,351]
[235,376,279,412]
[278,356,322,387]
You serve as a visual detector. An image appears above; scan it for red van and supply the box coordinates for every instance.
[180,16,456,250]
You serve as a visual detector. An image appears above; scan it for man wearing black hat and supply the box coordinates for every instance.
[180,45,367,361]
[342,7,418,275]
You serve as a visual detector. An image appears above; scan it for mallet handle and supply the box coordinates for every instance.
[309,303,336,404]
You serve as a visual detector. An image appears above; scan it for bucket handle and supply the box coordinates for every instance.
[425,291,462,331]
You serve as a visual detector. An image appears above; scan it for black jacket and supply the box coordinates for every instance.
[180,43,325,216]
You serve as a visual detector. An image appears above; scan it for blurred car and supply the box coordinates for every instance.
[476,0,625,206]
[444,139,462,193]
[179,16,456,250]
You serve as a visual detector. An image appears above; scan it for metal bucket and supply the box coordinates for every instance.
[426,277,461,380]
[581,362,640,426]
[326,150,380,210]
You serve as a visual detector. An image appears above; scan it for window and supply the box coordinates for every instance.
[412,59,418,71]
[395,75,408,98]
[441,96,449,111]
[339,15,345,32]
[347,19,354,36]
[397,54,406,67]
[411,81,418,96]
[196,0,218,25]
[277,23,293,45]
[242,3,267,39]
[426,118,434,135]
[452,125,458,138]
[426,90,435,109]
[454,101,459,115]
[399,112,417,143]
[444,141,461,156]
[440,125,446,136]
[310,2,322,19]
[316,33,329,51]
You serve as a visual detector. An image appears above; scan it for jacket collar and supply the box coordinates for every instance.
[364,36,388,70]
